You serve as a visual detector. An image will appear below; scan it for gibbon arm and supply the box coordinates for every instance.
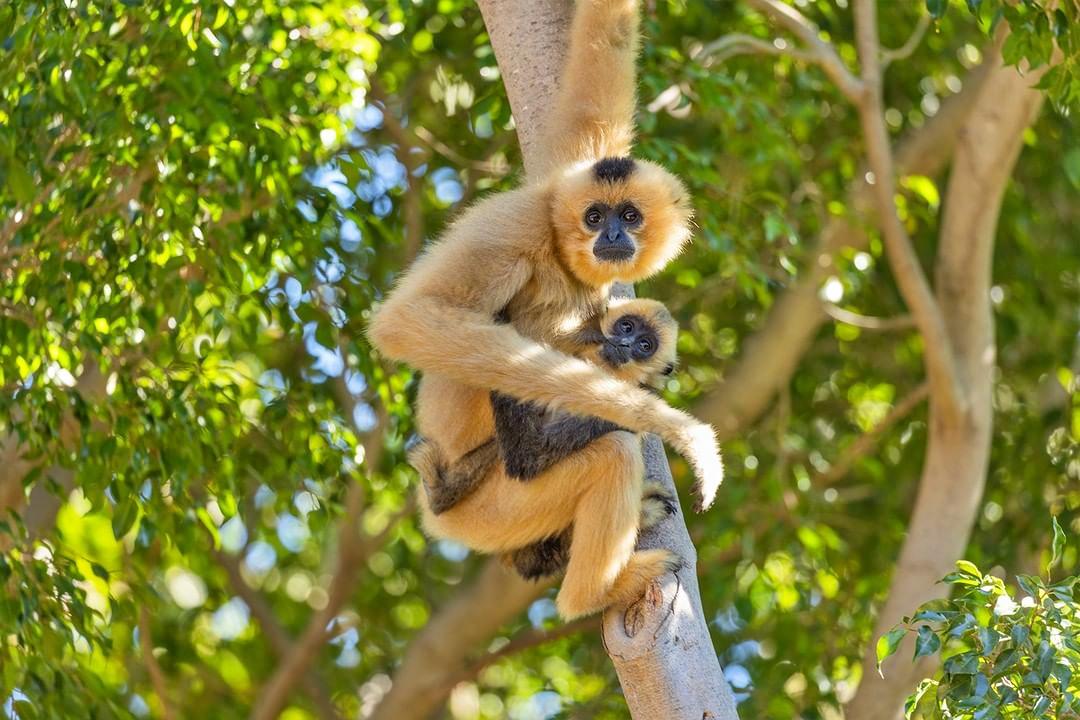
[538,0,640,174]
[370,288,722,510]
[490,392,623,480]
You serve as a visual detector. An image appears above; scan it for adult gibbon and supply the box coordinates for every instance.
[411,298,681,582]
[368,0,723,619]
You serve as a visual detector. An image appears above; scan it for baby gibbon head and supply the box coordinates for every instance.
[587,297,678,386]
[551,156,693,288]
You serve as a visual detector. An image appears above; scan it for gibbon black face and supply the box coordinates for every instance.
[600,313,658,367]
[552,157,692,287]
[585,201,643,262]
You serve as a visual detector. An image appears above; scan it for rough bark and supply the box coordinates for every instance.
[845,45,1048,720]
[371,2,738,718]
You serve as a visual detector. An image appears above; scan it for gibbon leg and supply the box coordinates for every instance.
[555,432,678,619]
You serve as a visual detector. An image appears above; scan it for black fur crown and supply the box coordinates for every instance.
[592,156,636,183]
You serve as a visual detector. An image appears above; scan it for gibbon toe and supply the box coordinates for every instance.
[639,481,678,529]
[604,549,682,611]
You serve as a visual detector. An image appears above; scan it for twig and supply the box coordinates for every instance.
[367,79,427,261]
[211,548,341,720]
[745,0,866,103]
[139,607,177,720]
[413,126,511,177]
[442,616,601,692]
[699,33,818,64]
[823,303,915,331]
[814,381,930,486]
[852,0,967,422]
[882,14,931,68]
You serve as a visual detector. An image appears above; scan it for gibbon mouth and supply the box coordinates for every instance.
[600,342,631,366]
[593,245,635,262]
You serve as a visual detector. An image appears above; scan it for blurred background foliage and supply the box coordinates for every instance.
[0,0,1077,718]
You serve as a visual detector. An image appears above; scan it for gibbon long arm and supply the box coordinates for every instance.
[538,0,640,174]
[370,288,721,510]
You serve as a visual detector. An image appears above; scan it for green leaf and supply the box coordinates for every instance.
[6,159,35,204]
[1066,149,1080,189]
[877,626,907,676]
[944,651,979,675]
[111,498,138,539]
[1048,515,1066,573]
[965,0,981,13]
[904,678,937,718]
[955,559,981,579]
[927,0,949,19]
[914,625,941,659]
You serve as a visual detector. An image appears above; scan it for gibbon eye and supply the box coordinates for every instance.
[621,207,640,223]
[637,337,654,353]
[617,319,634,334]
[585,207,605,226]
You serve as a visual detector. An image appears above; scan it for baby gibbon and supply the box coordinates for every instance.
[410,298,681,582]
[368,0,723,619]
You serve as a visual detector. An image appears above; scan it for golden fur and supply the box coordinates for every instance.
[368,0,722,619]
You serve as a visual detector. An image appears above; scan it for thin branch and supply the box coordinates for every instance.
[852,0,967,422]
[823,303,915,331]
[248,484,413,720]
[882,14,931,68]
[745,0,866,103]
[211,548,341,720]
[446,616,600,690]
[814,381,930,486]
[697,33,817,64]
[367,79,427,261]
[139,607,177,720]
[413,126,511,177]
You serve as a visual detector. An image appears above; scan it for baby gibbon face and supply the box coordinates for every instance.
[592,298,678,386]
[551,157,693,288]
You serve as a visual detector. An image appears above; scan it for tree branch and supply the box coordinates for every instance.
[249,481,412,720]
[745,0,865,103]
[881,14,930,68]
[212,548,341,720]
[139,607,177,720]
[823,303,915,331]
[845,29,1054,720]
[814,381,929,486]
[698,33,817,64]
[852,0,967,422]
[696,50,997,438]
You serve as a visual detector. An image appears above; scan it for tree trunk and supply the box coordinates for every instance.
[845,46,1048,720]
[371,2,739,718]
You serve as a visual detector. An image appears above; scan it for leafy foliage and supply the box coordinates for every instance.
[0,0,1077,718]
[927,0,1080,107]
[878,522,1080,719]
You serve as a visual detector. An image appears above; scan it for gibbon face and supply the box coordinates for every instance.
[551,157,693,288]
[596,298,678,386]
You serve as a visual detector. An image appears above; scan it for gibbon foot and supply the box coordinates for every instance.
[639,481,677,529]
[409,440,498,516]
[555,548,682,620]
[504,531,571,581]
